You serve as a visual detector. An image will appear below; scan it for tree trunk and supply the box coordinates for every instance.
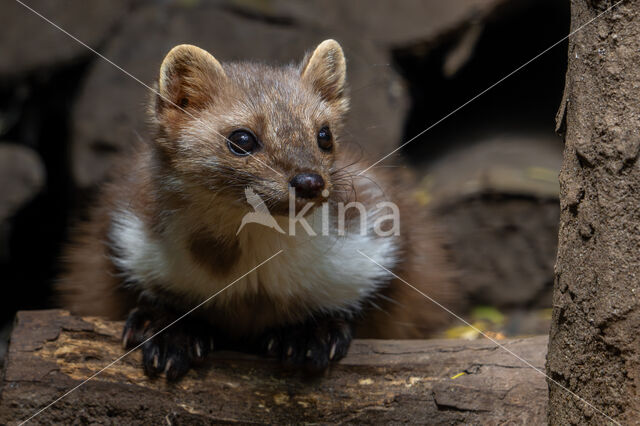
[547,1,640,424]
[0,310,548,424]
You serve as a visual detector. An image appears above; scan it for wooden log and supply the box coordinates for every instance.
[0,310,548,424]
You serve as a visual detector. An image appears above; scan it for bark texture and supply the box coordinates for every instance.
[0,310,548,424]
[547,1,640,424]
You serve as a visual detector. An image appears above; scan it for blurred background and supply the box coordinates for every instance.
[0,0,568,362]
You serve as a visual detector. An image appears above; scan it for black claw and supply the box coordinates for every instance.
[305,338,330,371]
[190,336,209,364]
[142,339,166,376]
[264,334,280,357]
[122,308,153,349]
[326,323,352,363]
[164,346,191,381]
[259,315,354,372]
[122,305,215,381]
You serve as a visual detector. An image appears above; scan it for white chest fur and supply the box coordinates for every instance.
[109,201,399,317]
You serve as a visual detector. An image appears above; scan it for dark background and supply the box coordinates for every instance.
[0,0,569,359]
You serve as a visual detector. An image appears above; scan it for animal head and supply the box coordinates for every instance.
[150,40,349,215]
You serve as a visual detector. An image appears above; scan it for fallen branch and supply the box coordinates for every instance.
[0,310,548,424]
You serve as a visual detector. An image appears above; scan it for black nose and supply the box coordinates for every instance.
[289,173,325,199]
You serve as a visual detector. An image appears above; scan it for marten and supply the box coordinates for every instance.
[57,40,458,381]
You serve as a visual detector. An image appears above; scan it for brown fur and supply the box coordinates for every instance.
[57,149,152,318]
[188,231,240,276]
[57,40,460,337]
[357,172,459,338]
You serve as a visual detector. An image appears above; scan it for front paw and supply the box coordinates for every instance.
[261,316,353,371]
[122,306,213,381]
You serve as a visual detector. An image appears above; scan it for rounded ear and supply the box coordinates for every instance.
[155,44,226,114]
[301,39,347,105]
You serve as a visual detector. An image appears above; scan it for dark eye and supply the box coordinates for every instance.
[317,126,333,151]
[227,130,258,156]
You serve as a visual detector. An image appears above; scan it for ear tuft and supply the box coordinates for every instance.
[301,39,347,104]
[156,44,226,114]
